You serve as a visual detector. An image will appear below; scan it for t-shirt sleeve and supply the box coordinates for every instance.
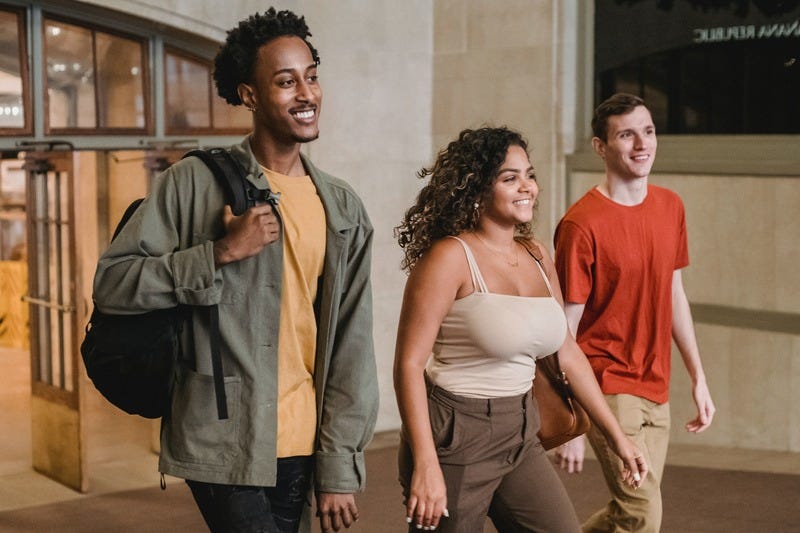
[554,219,594,304]
[674,197,690,270]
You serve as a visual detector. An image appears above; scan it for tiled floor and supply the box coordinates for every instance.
[1,346,799,514]
[0,346,183,512]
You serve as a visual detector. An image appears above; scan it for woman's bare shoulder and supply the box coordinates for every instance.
[421,236,469,269]
[406,236,471,297]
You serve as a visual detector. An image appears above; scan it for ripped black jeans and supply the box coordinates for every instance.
[186,456,313,533]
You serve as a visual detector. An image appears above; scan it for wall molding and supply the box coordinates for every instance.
[691,303,800,335]
[567,135,800,177]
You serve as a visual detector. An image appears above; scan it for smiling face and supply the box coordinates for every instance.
[238,36,322,148]
[482,144,538,227]
[593,105,657,181]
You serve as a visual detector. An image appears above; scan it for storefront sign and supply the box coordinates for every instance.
[693,20,800,43]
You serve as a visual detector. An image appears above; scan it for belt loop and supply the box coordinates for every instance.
[487,399,492,416]
[427,378,437,399]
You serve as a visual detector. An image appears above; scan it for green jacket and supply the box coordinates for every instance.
[93,136,378,494]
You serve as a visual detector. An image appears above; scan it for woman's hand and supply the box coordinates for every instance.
[609,435,648,489]
[406,462,449,531]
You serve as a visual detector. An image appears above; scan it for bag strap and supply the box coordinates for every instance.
[535,351,577,408]
[111,198,144,241]
[211,148,281,208]
[183,148,248,215]
[180,148,257,421]
[184,148,280,214]
[178,148,284,420]
[517,239,555,297]
[208,305,228,420]
[520,239,575,398]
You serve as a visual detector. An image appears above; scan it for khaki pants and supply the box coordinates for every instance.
[399,379,581,533]
[583,394,670,533]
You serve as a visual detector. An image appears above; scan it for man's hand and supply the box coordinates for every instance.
[214,204,279,266]
[554,435,586,473]
[686,378,715,433]
[316,492,359,532]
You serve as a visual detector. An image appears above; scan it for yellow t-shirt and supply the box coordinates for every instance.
[263,167,326,457]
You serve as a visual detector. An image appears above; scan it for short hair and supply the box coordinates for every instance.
[591,93,647,142]
[213,8,320,105]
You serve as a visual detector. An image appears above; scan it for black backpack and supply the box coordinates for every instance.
[80,148,279,419]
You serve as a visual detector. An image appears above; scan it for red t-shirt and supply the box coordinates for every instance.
[553,185,689,403]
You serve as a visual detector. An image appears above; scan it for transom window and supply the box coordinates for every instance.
[0,7,30,134]
[0,2,249,141]
[43,16,149,134]
[164,48,250,135]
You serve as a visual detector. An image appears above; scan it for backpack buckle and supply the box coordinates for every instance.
[247,188,281,207]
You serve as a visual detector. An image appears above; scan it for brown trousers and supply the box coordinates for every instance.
[399,379,581,533]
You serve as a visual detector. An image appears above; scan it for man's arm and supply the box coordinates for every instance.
[314,207,378,531]
[552,219,596,473]
[565,302,585,338]
[672,269,715,433]
[315,198,378,481]
[554,302,588,473]
[93,164,222,313]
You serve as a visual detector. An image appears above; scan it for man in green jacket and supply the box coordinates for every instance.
[93,9,378,533]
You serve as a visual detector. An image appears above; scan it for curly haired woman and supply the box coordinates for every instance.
[393,126,648,532]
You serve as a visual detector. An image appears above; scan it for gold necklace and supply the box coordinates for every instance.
[474,233,519,267]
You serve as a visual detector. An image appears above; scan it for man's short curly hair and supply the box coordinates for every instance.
[214,8,320,105]
[395,126,536,273]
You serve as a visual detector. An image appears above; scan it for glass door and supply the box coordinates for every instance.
[23,148,87,492]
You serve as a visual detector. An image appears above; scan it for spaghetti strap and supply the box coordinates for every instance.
[449,237,489,293]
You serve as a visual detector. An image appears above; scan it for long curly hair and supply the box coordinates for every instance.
[213,8,320,105]
[395,126,536,273]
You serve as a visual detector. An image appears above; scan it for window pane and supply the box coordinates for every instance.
[45,20,95,129]
[641,55,669,134]
[212,95,251,130]
[680,51,711,133]
[0,10,25,129]
[595,0,800,134]
[96,32,145,128]
[165,52,210,130]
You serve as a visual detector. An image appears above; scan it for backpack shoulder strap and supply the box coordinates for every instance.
[111,198,144,241]
[179,147,259,421]
[184,148,280,215]
[183,148,250,216]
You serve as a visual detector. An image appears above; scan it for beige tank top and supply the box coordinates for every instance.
[426,237,568,398]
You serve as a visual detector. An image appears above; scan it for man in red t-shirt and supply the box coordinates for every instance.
[553,93,715,532]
